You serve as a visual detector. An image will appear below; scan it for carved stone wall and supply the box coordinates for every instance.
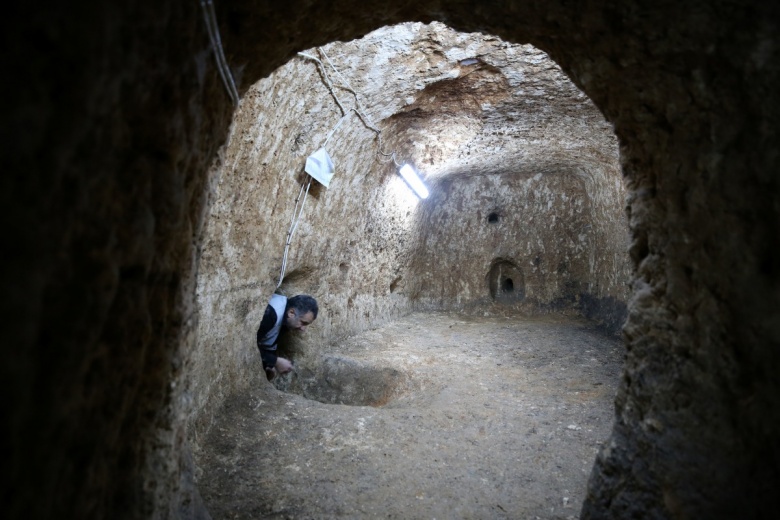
[4,1,778,519]
[191,23,630,438]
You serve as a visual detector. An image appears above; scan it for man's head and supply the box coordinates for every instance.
[284,295,318,332]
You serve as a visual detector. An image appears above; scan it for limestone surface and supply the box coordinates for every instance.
[5,1,778,519]
[192,23,630,446]
[196,312,623,519]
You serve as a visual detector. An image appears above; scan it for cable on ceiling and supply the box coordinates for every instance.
[298,49,396,160]
[200,0,239,106]
[278,46,406,288]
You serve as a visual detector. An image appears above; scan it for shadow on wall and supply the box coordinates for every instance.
[484,257,628,335]
[577,293,628,335]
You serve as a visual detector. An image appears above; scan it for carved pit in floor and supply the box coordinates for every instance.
[273,356,411,407]
[197,312,624,519]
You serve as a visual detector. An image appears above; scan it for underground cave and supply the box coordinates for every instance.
[6,1,779,519]
[190,22,631,518]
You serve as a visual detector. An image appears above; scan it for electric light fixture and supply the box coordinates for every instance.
[398,164,429,199]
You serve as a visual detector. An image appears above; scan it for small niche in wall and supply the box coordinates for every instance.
[487,211,500,223]
[277,265,318,297]
[502,277,514,293]
[487,259,525,303]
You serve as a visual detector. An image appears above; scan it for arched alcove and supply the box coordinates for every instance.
[5,1,778,519]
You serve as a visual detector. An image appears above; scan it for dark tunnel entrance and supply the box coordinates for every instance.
[10,1,778,519]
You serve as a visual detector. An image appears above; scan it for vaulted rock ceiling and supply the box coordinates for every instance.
[4,1,778,519]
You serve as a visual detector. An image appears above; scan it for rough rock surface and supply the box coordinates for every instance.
[192,23,629,441]
[4,1,779,519]
[195,312,623,519]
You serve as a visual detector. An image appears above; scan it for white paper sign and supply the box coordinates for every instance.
[304,148,335,188]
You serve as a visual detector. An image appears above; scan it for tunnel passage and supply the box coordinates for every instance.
[10,1,779,519]
[192,20,632,518]
[192,21,630,426]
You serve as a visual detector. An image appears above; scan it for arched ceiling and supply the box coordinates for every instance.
[5,1,777,519]
[262,22,619,182]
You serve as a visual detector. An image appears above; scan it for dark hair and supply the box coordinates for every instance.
[286,294,318,319]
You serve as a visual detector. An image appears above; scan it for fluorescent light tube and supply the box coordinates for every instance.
[399,164,429,199]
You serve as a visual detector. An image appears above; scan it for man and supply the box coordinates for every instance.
[256,293,318,380]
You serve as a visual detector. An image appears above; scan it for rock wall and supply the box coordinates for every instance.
[5,1,778,519]
[191,23,629,439]
[191,33,418,433]
[3,2,231,518]
[395,34,630,326]
[411,165,629,328]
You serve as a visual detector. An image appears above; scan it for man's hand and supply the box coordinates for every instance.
[275,357,293,375]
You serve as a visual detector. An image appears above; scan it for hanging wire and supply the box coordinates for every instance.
[277,177,313,288]
[278,47,405,288]
[200,0,239,106]
[298,49,396,160]
[323,113,349,147]
[296,51,348,117]
[390,151,401,168]
[277,51,350,288]
[320,48,396,160]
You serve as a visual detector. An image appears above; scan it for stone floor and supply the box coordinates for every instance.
[194,311,624,519]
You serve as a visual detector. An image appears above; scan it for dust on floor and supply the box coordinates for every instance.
[194,311,624,519]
